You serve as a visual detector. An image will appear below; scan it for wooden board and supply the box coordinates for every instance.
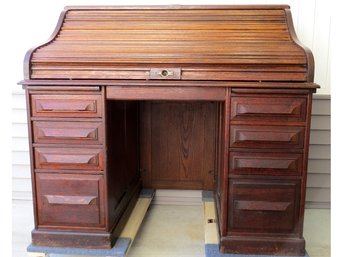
[140,101,217,190]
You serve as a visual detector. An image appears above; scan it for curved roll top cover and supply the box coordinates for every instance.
[26,5,314,82]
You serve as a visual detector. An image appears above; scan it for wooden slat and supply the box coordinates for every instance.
[27,6,310,81]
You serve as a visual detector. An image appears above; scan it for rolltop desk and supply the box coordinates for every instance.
[20,5,319,256]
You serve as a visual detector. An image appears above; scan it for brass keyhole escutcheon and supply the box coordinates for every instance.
[161,70,169,77]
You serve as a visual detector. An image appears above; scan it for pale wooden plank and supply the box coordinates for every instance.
[120,197,152,240]
[27,252,49,257]
[203,201,219,245]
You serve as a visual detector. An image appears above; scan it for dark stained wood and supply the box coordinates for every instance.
[229,152,303,176]
[31,94,102,118]
[230,95,307,123]
[220,236,305,256]
[230,125,305,149]
[20,79,319,89]
[35,173,106,228]
[228,179,301,233]
[31,229,112,249]
[19,5,317,255]
[32,121,104,145]
[140,101,217,190]
[34,147,104,171]
[25,6,312,82]
[106,86,226,101]
[105,100,141,233]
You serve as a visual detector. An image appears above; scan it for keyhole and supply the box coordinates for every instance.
[161,70,169,77]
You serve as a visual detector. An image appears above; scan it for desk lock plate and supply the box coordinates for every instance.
[149,68,181,80]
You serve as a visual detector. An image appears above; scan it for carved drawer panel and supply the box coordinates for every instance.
[228,179,300,233]
[230,96,307,123]
[33,121,104,145]
[31,94,102,118]
[35,173,105,228]
[34,147,104,171]
[230,125,305,149]
[229,152,303,176]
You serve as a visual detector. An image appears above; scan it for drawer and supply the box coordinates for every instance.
[35,173,105,227]
[31,94,102,118]
[228,179,300,233]
[34,147,104,171]
[231,96,307,123]
[33,121,104,145]
[230,125,305,149]
[230,152,303,176]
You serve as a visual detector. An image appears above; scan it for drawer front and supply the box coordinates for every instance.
[34,147,104,171]
[230,152,303,176]
[35,173,105,227]
[31,94,102,118]
[33,121,104,145]
[230,125,305,149]
[231,96,307,122]
[228,179,300,233]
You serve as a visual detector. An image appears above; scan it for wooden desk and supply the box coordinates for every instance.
[20,5,319,256]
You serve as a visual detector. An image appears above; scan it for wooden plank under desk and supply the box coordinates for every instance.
[106,86,226,101]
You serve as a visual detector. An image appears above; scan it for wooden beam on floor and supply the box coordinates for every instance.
[203,197,219,245]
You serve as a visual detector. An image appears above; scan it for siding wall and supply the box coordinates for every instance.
[11,0,331,208]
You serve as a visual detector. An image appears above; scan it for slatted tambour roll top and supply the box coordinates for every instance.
[25,5,314,82]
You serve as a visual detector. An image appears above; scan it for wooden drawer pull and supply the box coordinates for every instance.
[40,153,98,165]
[235,200,291,212]
[38,102,94,112]
[44,195,97,205]
[40,128,96,139]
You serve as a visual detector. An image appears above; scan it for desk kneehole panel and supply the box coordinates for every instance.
[35,173,106,228]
